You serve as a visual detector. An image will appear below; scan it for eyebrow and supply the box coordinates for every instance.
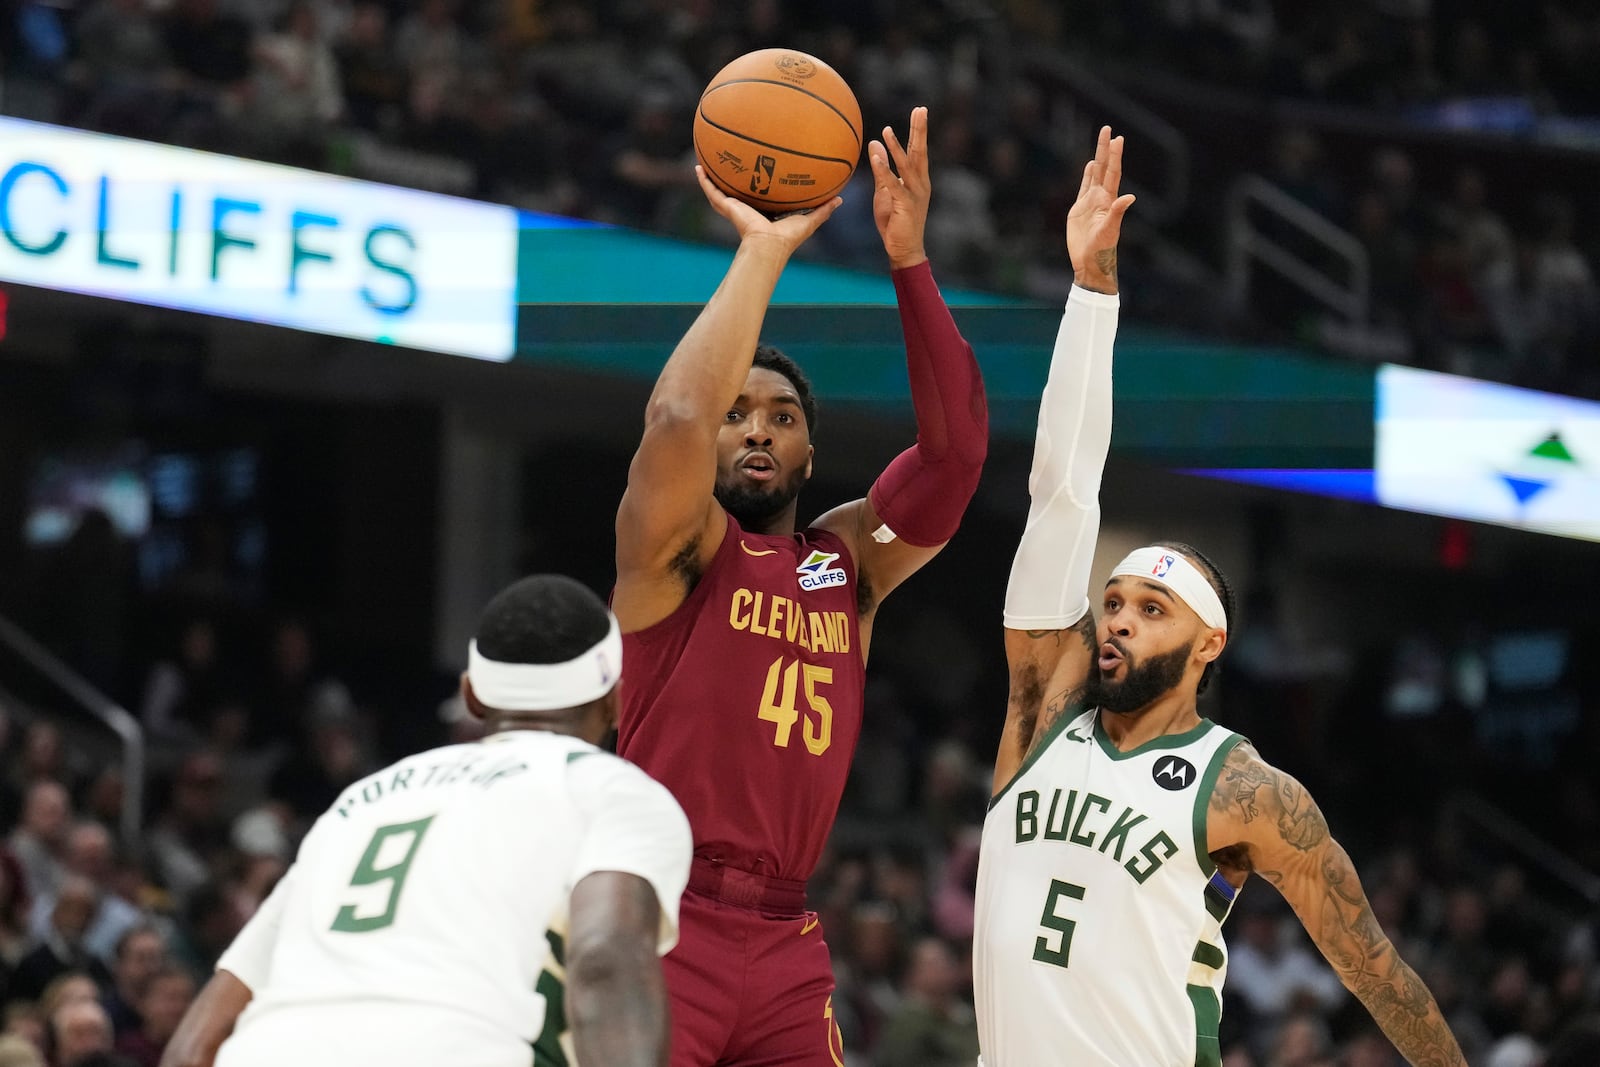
[1105,578,1176,604]
[733,393,802,409]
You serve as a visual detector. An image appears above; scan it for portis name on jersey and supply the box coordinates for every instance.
[334,752,530,819]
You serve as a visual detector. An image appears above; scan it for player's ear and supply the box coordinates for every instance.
[1194,628,1227,665]
[460,673,488,722]
[805,444,814,480]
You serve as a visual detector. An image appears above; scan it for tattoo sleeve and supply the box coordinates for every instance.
[1020,615,1096,753]
[1211,747,1467,1067]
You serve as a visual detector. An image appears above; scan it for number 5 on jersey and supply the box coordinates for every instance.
[757,656,833,755]
[332,816,435,933]
[1034,879,1086,968]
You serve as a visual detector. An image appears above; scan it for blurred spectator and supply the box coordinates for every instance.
[10,880,111,1003]
[248,1,344,158]
[98,928,165,1040]
[266,707,370,832]
[143,753,227,907]
[110,967,192,1067]
[1266,1010,1333,1066]
[71,0,174,142]
[167,883,242,983]
[163,0,252,87]
[27,824,139,966]
[1433,885,1497,996]
[1,1003,46,1051]
[9,782,71,904]
[47,996,112,1067]
[0,851,32,970]
[252,616,353,751]
[1226,899,1346,1027]
[334,3,404,132]
[606,88,694,230]
[0,1034,44,1067]
[138,620,222,748]
[873,936,979,1067]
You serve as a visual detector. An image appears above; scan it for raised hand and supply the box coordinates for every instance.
[1066,127,1136,293]
[869,106,931,270]
[695,165,842,256]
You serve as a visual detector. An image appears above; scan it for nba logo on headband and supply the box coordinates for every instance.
[1152,554,1176,579]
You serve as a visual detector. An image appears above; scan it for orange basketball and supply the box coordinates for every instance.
[693,48,863,214]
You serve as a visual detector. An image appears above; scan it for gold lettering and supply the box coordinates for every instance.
[765,595,784,636]
[809,611,833,653]
[824,612,851,654]
[750,592,767,636]
[729,588,753,630]
[785,600,804,645]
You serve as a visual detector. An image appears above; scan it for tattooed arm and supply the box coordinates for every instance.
[995,619,1098,791]
[993,128,1133,794]
[1207,744,1466,1067]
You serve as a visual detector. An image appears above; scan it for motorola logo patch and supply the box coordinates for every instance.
[1152,755,1197,791]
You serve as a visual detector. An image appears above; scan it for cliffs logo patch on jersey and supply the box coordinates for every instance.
[796,549,847,591]
[1151,553,1178,579]
[1152,755,1197,791]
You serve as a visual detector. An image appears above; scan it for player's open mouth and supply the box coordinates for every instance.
[1098,642,1124,672]
[741,454,777,481]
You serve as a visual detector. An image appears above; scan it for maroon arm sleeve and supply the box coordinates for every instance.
[866,260,989,546]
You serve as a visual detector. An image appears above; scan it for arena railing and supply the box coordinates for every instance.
[1226,174,1370,326]
[0,613,144,846]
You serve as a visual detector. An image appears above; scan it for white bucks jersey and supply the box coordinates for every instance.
[975,708,1245,1067]
[215,731,691,1067]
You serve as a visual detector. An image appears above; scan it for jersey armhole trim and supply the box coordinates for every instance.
[988,703,1089,812]
[1191,731,1245,877]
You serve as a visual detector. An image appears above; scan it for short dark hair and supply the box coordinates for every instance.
[1154,541,1234,695]
[474,575,611,665]
[753,344,817,440]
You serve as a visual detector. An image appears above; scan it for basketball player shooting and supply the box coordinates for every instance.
[612,106,988,1066]
[971,128,1466,1067]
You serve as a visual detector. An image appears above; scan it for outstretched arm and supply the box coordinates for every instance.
[567,871,672,1067]
[1208,744,1467,1067]
[614,173,841,632]
[994,128,1135,793]
[814,108,987,638]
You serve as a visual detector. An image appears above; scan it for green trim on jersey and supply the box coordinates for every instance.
[1092,714,1215,761]
[1191,941,1225,970]
[1186,984,1223,1067]
[532,931,569,1067]
[988,700,1091,812]
[1190,732,1245,877]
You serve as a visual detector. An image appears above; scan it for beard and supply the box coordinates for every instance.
[714,468,808,529]
[1084,642,1191,715]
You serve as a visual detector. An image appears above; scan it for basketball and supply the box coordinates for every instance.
[693,48,863,214]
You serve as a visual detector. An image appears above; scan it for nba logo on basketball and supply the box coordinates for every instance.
[1152,554,1176,578]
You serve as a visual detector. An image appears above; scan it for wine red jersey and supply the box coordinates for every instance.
[618,515,865,883]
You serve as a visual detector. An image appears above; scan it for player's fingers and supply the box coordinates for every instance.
[1077,160,1094,201]
[695,165,728,209]
[1090,125,1111,188]
[882,125,910,178]
[1105,136,1125,198]
[807,196,845,228]
[1108,193,1137,222]
[868,140,895,184]
[906,106,927,160]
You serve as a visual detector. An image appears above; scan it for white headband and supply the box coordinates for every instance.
[1110,547,1228,632]
[467,616,623,711]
